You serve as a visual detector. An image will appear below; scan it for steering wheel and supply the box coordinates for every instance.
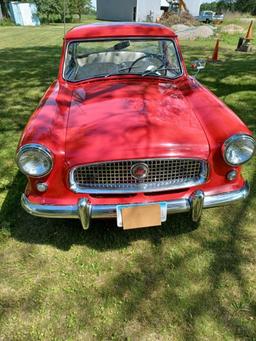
[128,54,167,76]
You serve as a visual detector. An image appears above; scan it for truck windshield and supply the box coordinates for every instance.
[63,39,182,82]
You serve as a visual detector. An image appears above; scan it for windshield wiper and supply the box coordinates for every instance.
[142,66,180,77]
[75,67,132,79]
[103,65,143,78]
[74,66,140,80]
[75,65,177,81]
[103,67,129,78]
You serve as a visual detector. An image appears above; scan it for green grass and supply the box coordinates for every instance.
[0,19,256,340]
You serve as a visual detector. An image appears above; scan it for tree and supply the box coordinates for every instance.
[235,0,256,15]
[34,0,64,23]
[0,0,9,18]
[200,2,218,12]
[34,0,92,23]
[201,0,256,14]
[216,0,233,13]
[70,0,92,21]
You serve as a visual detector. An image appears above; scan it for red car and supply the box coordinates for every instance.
[17,23,255,230]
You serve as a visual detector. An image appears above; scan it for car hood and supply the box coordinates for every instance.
[65,79,209,166]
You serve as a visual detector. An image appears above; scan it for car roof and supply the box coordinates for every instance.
[65,22,176,40]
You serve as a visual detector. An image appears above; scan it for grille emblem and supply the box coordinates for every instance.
[131,163,149,180]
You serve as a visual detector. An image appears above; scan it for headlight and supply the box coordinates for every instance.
[16,144,53,177]
[222,134,255,166]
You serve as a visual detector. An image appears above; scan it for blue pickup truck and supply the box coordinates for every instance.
[196,11,224,24]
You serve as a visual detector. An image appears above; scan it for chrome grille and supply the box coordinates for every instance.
[70,159,207,194]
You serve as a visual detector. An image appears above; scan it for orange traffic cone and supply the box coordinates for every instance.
[245,20,253,40]
[211,39,220,62]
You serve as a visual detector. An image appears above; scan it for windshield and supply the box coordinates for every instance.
[63,39,182,82]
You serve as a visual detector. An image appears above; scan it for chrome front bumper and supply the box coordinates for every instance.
[21,181,250,229]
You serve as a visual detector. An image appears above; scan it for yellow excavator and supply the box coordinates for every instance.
[159,0,191,24]
[166,0,189,14]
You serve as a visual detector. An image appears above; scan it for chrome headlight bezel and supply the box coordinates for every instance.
[222,134,256,166]
[16,144,53,177]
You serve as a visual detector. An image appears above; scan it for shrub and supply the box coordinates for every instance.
[0,18,15,26]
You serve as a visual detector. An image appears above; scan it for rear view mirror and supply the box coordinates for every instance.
[113,41,130,51]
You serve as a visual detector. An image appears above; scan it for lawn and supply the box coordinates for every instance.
[0,18,256,340]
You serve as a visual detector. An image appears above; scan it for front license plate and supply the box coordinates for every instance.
[116,203,167,230]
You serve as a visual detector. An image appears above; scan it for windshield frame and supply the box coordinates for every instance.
[62,37,184,83]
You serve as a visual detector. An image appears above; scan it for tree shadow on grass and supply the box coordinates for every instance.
[184,46,256,135]
[0,46,61,135]
[180,172,256,340]
[4,173,255,339]
[91,169,256,339]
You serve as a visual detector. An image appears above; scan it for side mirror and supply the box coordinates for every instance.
[191,59,206,71]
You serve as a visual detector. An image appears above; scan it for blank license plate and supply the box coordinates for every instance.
[116,203,167,230]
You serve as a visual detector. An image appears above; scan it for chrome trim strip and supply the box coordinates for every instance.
[69,158,208,194]
[21,181,250,222]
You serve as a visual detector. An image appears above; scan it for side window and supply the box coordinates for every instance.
[64,43,77,79]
